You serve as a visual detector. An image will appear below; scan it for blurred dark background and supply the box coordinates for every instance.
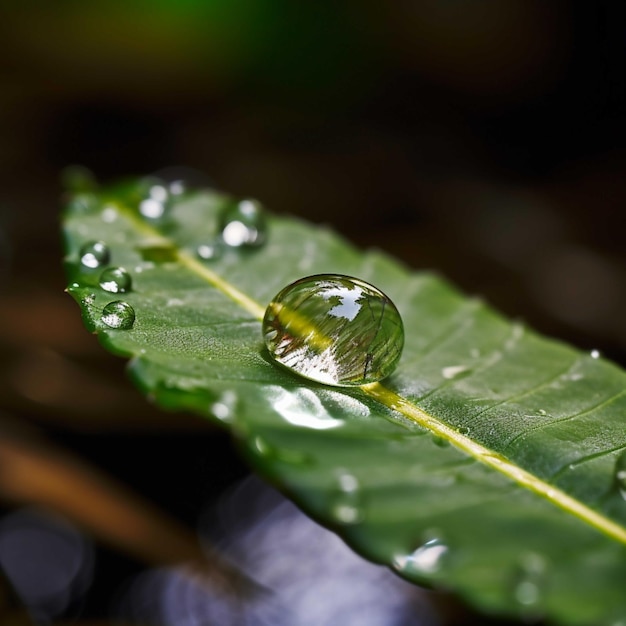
[0,2,625,624]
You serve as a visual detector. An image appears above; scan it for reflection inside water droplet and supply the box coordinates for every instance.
[101,301,135,329]
[79,241,110,269]
[220,199,267,247]
[99,267,132,293]
[263,274,404,386]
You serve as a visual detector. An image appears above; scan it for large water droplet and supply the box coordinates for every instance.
[330,472,363,525]
[99,267,132,293]
[263,274,404,386]
[79,241,110,269]
[614,450,626,499]
[101,301,135,329]
[393,539,448,576]
[220,199,266,247]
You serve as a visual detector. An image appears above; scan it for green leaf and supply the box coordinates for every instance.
[63,180,626,625]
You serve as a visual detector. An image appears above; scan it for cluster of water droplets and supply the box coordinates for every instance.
[77,240,136,330]
[194,198,268,263]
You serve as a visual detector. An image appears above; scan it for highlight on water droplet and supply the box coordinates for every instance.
[101,301,135,329]
[99,267,132,293]
[330,471,363,525]
[393,538,448,576]
[220,199,267,248]
[441,364,471,380]
[263,274,404,387]
[614,450,626,500]
[197,241,223,261]
[139,181,171,220]
[590,349,601,359]
[79,240,110,269]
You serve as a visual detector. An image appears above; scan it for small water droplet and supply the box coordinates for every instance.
[590,349,601,359]
[220,199,267,247]
[393,539,448,576]
[101,301,135,329]
[79,240,110,269]
[167,298,184,307]
[512,553,546,609]
[263,274,404,386]
[614,450,626,499]
[197,242,223,261]
[330,472,363,525]
[99,267,132,293]
[209,391,237,423]
[441,365,470,379]
[458,426,470,435]
[139,183,171,220]
[101,206,118,223]
[169,180,186,195]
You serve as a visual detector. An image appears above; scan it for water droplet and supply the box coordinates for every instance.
[537,409,547,416]
[458,426,470,435]
[99,267,132,293]
[512,553,546,609]
[101,206,118,223]
[101,301,135,329]
[614,451,626,499]
[590,349,601,359]
[197,242,223,261]
[330,472,363,525]
[263,274,404,386]
[139,183,171,220]
[220,199,267,247]
[79,241,110,269]
[209,391,237,424]
[441,365,470,379]
[393,539,448,576]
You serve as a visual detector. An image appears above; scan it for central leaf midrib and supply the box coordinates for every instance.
[116,201,626,547]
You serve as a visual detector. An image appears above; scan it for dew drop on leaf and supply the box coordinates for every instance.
[101,301,135,329]
[139,182,171,220]
[79,240,110,269]
[330,472,363,525]
[220,199,266,248]
[99,267,132,293]
[511,553,546,611]
[197,241,223,261]
[263,275,404,387]
[392,539,448,576]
